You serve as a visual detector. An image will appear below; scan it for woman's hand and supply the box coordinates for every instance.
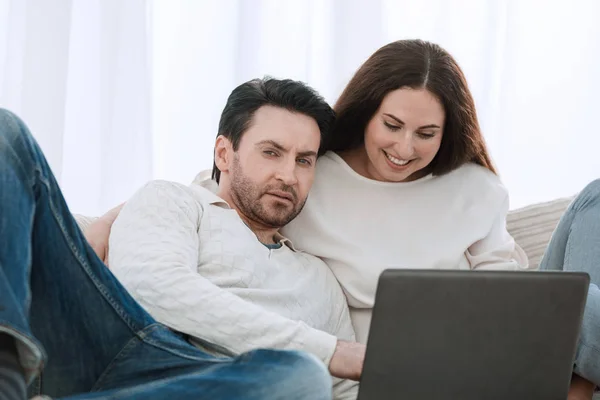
[84,203,124,265]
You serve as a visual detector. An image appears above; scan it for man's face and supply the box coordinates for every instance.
[224,106,321,228]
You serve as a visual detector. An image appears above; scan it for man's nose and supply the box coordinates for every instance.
[275,158,298,186]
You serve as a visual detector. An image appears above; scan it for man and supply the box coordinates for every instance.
[107,78,365,399]
[0,103,335,398]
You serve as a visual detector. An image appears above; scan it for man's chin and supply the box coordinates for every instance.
[261,214,296,228]
[255,197,305,227]
[256,208,299,228]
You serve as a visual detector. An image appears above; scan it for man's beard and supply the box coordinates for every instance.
[229,156,306,228]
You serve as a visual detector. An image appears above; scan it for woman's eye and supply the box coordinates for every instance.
[384,122,401,132]
[417,132,436,139]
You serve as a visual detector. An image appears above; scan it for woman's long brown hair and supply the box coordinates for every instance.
[323,39,496,175]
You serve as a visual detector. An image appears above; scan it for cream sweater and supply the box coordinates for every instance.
[108,180,357,399]
[281,152,531,343]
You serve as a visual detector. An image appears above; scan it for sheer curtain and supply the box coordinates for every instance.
[151,0,600,209]
[0,0,151,215]
[1,0,599,214]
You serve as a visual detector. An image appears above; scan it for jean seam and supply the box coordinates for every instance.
[579,335,600,357]
[91,331,144,392]
[36,170,142,334]
[92,323,230,392]
[139,327,231,364]
[565,222,574,273]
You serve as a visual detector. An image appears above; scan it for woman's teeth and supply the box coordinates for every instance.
[384,151,411,166]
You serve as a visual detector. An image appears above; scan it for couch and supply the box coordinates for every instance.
[505,196,573,269]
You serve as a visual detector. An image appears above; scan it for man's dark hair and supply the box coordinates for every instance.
[211,77,335,183]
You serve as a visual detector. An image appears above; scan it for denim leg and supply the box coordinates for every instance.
[0,108,158,395]
[0,108,333,400]
[539,179,600,385]
[67,347,332,400]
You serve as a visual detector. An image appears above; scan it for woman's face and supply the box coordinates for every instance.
[361,87,445,182]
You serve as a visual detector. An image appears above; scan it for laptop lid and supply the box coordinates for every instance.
[358,269,589,400]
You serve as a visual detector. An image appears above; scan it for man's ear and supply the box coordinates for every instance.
[214,135,232,175]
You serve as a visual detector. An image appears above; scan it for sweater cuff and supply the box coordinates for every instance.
[302,327,338,366]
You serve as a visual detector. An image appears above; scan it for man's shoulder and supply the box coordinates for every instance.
[139,179,218,204]
[128,179,218,223]
[140,179,192,194]
[191,169,219,193]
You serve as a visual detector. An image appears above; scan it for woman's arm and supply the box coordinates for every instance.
[466,194,532,271]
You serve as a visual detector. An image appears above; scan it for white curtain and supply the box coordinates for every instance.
[0,0,151,215]
[2,0,599,214]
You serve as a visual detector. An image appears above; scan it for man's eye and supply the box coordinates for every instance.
[263,150,278,157]
[297,158,312,166]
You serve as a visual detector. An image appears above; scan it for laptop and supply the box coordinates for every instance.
[358,269,589,400]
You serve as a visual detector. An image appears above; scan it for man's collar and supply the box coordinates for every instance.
[273,232,297,251]
[202,189,231,209]
[199,188,299,251]
[191,169,297,251]
[191,170,231,209]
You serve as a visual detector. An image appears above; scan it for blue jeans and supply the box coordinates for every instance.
[0,108,332,400]
[539,180,600,385]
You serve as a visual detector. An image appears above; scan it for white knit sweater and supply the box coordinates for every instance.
[281,152,531,343]
[108,180,357,399]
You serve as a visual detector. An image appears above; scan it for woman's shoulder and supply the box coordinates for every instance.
[315,151,347,173]
[451,162,498,179]
[312,151,358,189]
[447,163,508,203]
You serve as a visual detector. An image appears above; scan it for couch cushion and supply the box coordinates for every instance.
[507,197,573,270]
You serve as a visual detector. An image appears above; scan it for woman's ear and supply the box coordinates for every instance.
[214,135,232,176]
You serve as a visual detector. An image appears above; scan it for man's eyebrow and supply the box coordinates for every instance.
[255,140,317,158]
[255,140,287,151]
[297,150,317,158]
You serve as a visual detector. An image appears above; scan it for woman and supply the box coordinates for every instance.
[282,39,530,343]
[278,39,598,397]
